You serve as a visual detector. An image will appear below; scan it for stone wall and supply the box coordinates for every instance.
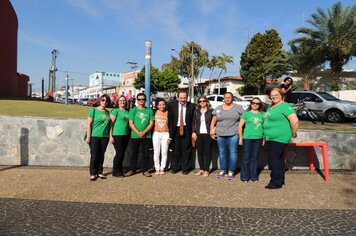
[0,115,355,170]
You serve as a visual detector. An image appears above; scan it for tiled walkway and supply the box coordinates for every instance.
[1,166,355,235]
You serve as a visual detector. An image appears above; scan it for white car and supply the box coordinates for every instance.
[207,95,250,110]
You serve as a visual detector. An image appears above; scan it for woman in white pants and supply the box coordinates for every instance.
[152,98,170,175]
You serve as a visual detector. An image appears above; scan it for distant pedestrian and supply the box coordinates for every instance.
[110,95,130,178]
[152,98,170,175]
[238,97,264,183]
[126,90,134,109]
[210,92,244,180]
[263,88,299,189]
[192,95,213,177]
[125,93,155,177]
[85,94,111,181]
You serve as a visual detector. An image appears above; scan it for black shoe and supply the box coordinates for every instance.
[171,170,179,174]
[182,171,189,175]
[265,184,282,189]
[113,173,124,178]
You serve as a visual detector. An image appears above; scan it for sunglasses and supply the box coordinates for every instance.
[137,98,146,101]
[251,102,261,105]
[118,100,126,102]
[198,100,206,103]
[101,99,107,102]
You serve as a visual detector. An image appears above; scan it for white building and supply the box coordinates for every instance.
[88,71,121,98]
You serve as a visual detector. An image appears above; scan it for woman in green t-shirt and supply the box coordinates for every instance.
[263,88,299,189]
[85,94,111,181]
[110,95,130,178]
[238,97,264,183]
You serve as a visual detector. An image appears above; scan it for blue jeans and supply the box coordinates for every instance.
[240,139,263,181]
[217,135,239,173]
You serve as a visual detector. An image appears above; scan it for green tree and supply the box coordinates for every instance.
[160,68,181,92]
[134,66,161,93]
[164,41,208,100]
[288,42,324,90]
[290,2,356,88]
[134,66,180,94]
[240,29,288,94]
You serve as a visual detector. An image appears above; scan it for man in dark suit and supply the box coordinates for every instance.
[167,91,195,175]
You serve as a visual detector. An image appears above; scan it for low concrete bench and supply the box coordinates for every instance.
[285,141,329,183]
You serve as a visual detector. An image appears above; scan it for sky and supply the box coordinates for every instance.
[10,0,356,92]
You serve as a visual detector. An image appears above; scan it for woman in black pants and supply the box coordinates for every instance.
[110,95,130,177]
[85,94,111,181]
[192,95,213,177]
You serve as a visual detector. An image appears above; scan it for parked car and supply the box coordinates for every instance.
[287,91,356,123]
[78,98,89,105]
[207,95,250,110]
[87,98,98,107]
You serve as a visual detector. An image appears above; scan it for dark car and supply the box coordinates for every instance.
[288,91,356,123]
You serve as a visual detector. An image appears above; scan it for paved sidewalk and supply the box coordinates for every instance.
[1,166,355,235]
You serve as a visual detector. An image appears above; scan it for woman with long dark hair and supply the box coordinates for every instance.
[85,94,111,181]
[192,95,213,177]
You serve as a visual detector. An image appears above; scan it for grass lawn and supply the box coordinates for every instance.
[1,98,356,132]
[0,99,92,119]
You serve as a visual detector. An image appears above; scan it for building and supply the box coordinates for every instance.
[88,71,121,98]
[118,70,140,97]
[204,76,244,95]
[0,0,29,96]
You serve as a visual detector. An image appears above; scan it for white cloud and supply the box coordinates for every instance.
[64,0,100,17]
[102,0,186,40]
[22,33,66,50]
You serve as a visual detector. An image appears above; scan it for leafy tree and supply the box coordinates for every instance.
[164,41,208,100]
[160,68,180,92]
[240,29,288,94]
[290,2,356,88]
[134,66,161,93]
[288,42,324,90]
[134,66,180,94]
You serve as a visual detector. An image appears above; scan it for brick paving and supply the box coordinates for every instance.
[0,166,355,235]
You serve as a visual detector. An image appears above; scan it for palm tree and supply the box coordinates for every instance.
[288,42,324,90]
[216,53,234,95]
[207,56,219,80]
[290,2,356,87]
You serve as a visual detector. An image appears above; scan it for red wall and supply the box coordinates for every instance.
[0,0,28,96]
[17,73,29,96]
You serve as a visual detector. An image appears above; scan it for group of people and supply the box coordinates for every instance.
[85,86,298,190]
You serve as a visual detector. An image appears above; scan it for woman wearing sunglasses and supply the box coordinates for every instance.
[85,94,111,181]
[238,97,264,183]
[192,95,213,177]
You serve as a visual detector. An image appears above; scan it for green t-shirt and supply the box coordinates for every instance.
[263,101,295,144]
[129,107,155,139]
[88,108,111,137]
[241,111,264,139]
[111,109,130,136]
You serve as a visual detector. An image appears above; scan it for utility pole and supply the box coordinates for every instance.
[65,72,69,105]
[48,49,58,99]
[41,78,44,99]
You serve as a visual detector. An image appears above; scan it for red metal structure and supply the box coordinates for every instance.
[0,0,29,96]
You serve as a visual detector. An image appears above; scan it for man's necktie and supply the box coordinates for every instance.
[179,105,184,136]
